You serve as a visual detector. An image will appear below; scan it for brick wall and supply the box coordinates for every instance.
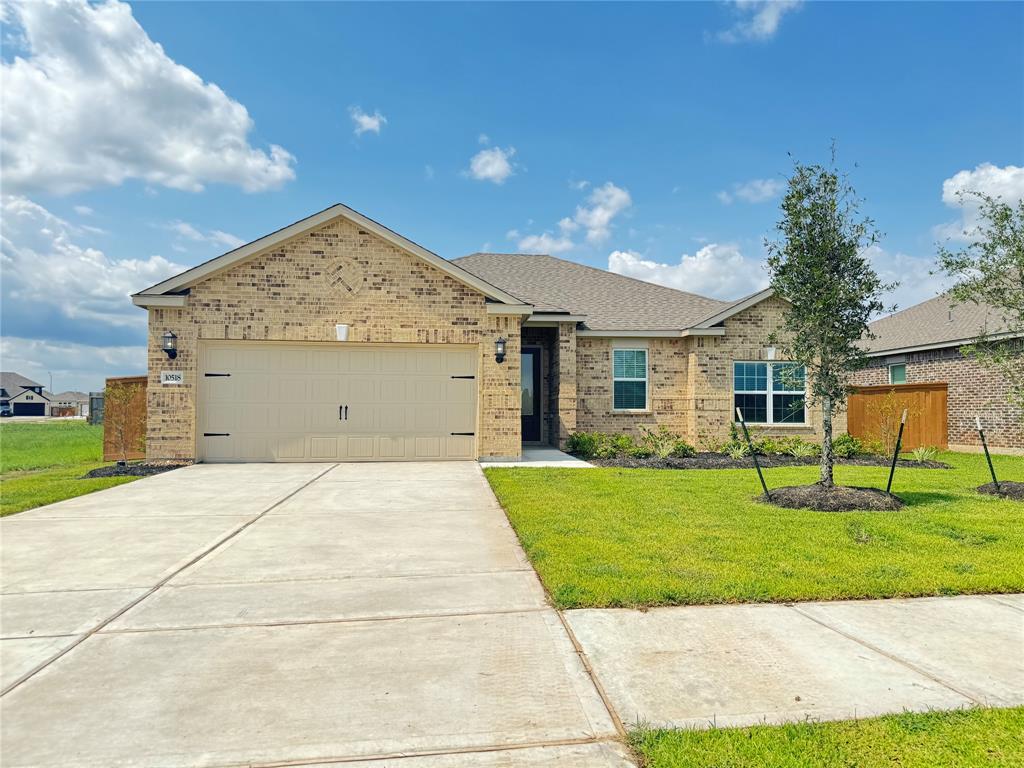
[852,346,1023,451]
[145,215,522,460]
[574,295,843,447]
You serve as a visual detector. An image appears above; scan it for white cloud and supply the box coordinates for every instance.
[936,163,1024,241]
[2,195,184,330]
[516,232,574,255]
[508,181,633,254]
[73,205,93,216]
[168,220,245,250]
[1,0,295,196]
[717,178,784,205]
[573,182,633,244]
[569,179,590,190]
[349,106,387,136]
[467,146,517,185]
[424,164,435,180]
[717,0,802,43]
[478,133,490,145]
[608,244,769,299]
[0,336,146,394]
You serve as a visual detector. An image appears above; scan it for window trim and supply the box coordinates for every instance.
[611,347,649,412]
[733,360,808,426]
[888,363,907,385]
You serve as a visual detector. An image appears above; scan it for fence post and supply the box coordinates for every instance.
[736,407,771,501]
[976,416,1000,491]
[885,408,908,494]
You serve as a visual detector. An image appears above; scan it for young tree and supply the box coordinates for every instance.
[766,153,894,487]
[105,381,145,463]
[935,193,1024,413]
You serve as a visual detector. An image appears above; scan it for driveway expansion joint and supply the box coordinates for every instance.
[0,463,339,697]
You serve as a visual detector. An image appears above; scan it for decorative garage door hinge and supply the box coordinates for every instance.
[203,432,230,437]
[450,432,475,436]
[450,375,475,379]
[204,373,231,377]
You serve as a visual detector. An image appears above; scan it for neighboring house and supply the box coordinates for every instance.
[132,203,837,463]
[0,372,50,416]
[51,391,90,417]
[852,293,1022,452]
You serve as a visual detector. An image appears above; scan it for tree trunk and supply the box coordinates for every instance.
[820,397,834,487]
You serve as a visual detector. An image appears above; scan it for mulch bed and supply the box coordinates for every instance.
[977,480,1024,500]
[83,460,191,479]
[587,452,950,470]
[763,483,904,512]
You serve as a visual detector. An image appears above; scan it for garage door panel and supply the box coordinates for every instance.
[310,437,339,459]
[414,437,442,459]
[199,343,478,462]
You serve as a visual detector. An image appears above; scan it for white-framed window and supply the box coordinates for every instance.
[612,348,648,410]
[733,361,806,425]
[888,363,907,384]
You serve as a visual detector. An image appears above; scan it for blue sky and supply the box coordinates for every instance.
[2,0,1022,392]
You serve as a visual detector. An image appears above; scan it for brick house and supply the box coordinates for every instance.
[132,204,838,463]
[852,293,1022,453]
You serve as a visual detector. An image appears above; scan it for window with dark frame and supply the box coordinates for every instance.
[733,361,806,424]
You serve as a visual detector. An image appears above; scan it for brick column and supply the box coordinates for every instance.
[556,322,577,449]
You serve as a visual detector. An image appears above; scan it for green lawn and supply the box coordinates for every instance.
[484,452,1024,608]
[0,421,137,516]
[630,707,1024,768]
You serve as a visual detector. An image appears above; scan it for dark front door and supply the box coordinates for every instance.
[521,348,541,442]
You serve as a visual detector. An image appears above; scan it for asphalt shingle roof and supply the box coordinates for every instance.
[0,371,42,391]
[865,293,1014,354]
[452,253,730,331]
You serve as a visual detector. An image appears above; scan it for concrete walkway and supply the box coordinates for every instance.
[1,463,632,767]
[566,594,1024,730]
[480,447,594,468]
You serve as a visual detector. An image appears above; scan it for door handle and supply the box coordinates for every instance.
[344,405,348,420]
[339,405,344,421]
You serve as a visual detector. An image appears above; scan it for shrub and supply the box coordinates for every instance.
[832,433,862,458]
[726,442,749,459]
[638,425,679,459]
[566,432,603,459]
[754,437,783,455]
[911,445,940,463]
[785,438,821,458]
[669,439,697,458]
[861,438,887,456]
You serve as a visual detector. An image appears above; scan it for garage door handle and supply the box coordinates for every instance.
[203,433,230,437]
[339,405,348,421]
[451,432,475,436]
[451,375,475,379]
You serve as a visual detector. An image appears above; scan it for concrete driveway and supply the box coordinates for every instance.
[1,463,632,767]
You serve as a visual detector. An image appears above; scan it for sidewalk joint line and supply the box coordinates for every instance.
[786,604,985,705]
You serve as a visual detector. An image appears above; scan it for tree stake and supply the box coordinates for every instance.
[885,408,907,494]
[976,415,1000,491]
[736,407,771,501]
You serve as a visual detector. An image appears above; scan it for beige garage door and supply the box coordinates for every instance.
[197,342,478,462]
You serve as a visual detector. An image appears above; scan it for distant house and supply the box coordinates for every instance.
[51,391,90,417]
[0,372,51,416]
[852,294,1022,453]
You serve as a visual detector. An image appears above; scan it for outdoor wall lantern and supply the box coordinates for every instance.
[161,330,178,360]
[494,337,507,364]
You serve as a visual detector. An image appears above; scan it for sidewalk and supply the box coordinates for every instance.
[565,594,1024,730]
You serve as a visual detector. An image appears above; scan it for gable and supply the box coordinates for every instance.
[187,216,501,321]
[133,204,530,310]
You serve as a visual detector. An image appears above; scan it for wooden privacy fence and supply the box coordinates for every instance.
[102,376,147,462]
[847,382,948,450]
